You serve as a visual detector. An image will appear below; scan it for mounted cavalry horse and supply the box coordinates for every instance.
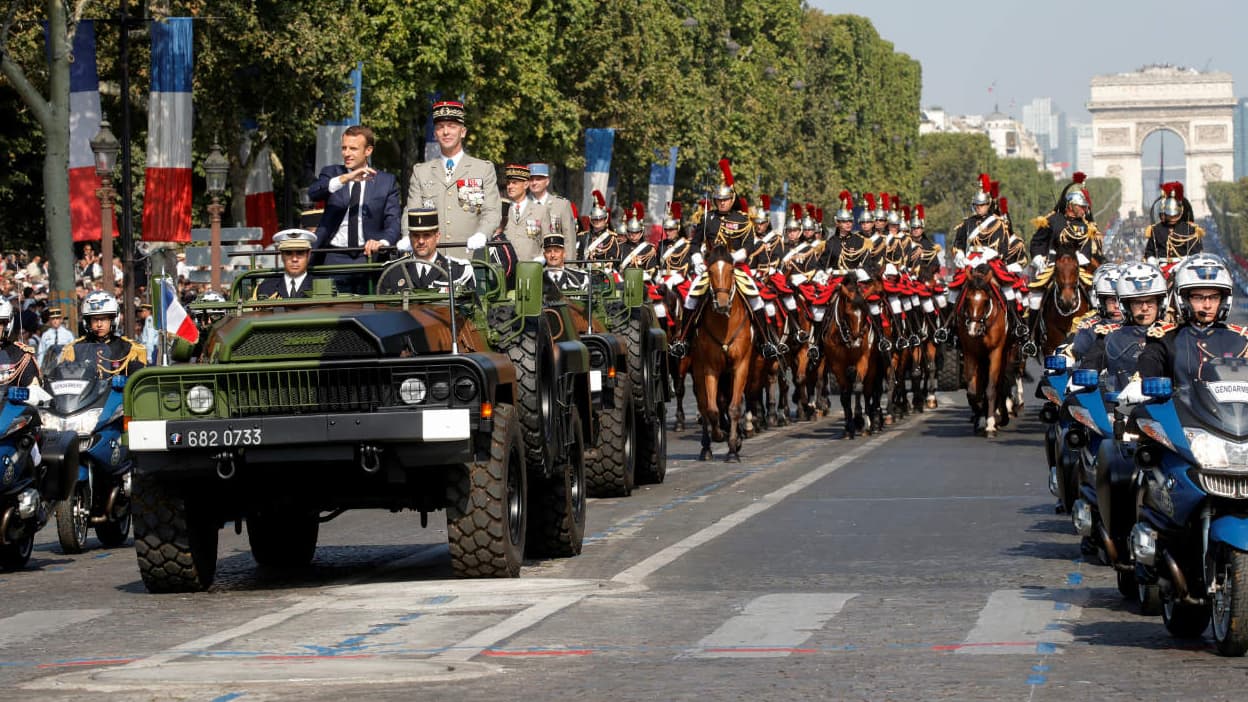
[1029,243,1094,356]
[815,272,879,438]
[688,245,760,461]
[954,264,1015,437]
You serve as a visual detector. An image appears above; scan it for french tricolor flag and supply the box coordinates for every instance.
[242,126,278,245]
[68,21,107,242]
[160,277,198,344]
[141,18,193,243]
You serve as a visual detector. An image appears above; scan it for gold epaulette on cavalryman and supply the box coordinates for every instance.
[1031,215,1050,230]
[1074,310,1098,330]
[1194,224,1207,239]
[14,341,34,354]
[1148,321,1177,338]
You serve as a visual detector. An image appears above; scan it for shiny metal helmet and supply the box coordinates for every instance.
[857,207,874,224]
[910,204,926,229]
[1066,189,1090,209]
[1160,182,1183,218]
[1115,263,1167,301]
[662,202,681,230]
[82,290,119,319]
[971,173,991,206]
[786,214,803,230]
[589,190,609,220]
[1090,264,1121,316]
[887,209,902,226]
[1173,253,1234,322]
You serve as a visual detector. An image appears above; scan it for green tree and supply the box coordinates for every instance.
[916,132,995,234]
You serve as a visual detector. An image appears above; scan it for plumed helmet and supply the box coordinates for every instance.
[788,203,805,230]
[713,158,735,200]
[662,201,682,230]
[1060,171,1090,211]
[82,290,119,319]
[835,192,854,222]
[802,203,817,229]
[910,204,925,229]
[971,173,992,206]
[858,193,876,224]
[1115,262,1167,304]
[589,190,609,220]
[1173,254,1234,322]
[626,202,644,234]
[751,195,771,224]
[886,196,902,226]
[874,192,889,220]
[1160,181,1184,218]
[1067,189,1090,208]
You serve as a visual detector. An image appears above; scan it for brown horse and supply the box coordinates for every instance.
[816,277,877,438]
[691,247,757,461]
[1036,246,1093,356]
[956,268,1012,437]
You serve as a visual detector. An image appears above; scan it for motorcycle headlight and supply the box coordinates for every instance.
[1184,427,1248,470]
[1,414,31,439]
[71,408,104,435]
[1041,386,1061,405]
[1136,417,1175,452]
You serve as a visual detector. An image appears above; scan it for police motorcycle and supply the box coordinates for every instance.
[39,293,139,554]
[0,304,79,569]
[1037,353,1074,510]
[1128,257,1248,654]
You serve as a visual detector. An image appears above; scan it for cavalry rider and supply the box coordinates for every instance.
[857,193,877,245]
[670,159,785,360]
[907,204,949,328]
[1081,262,1166,391]
[822,191,873,272]
[1030,170,1103,269]
[1062,263,1123,366]
[948,175,1027,341]
[619,203,658,277]
[748,196,784,273]
[542,232,590,293]
[1124,253,1248,400]
[776,204,804,258]
[582,190,616,261]
[60,291,146,376]
[799,203,819,242]
[0,300,42,389]
[658,202,693,293]
[1144,181,1204,267]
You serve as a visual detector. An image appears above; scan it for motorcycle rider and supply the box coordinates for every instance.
[1081,262,1167,391]
[59,291,146,376]
[1125,254,1248,398]
[1062,264,1124,366]
[0,300,42,389]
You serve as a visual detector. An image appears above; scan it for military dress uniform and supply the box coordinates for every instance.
[1063,311,1120,367]
[501,197,550,263]
[60,333,146,376]
[1135,321,1248,387]
[405,102,500,249]
[1144,220,1204,264]
[1029,210,1102,262]
[822,231,873,272]
[619,238,659,278]
[377,252,475,294]
[0,338,41,389]
[953,211,1010,261]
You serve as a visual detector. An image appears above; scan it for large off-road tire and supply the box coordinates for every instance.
[55,478,91,554]
[618,311,655,415]
[1212,548,1248,656]
[636,402,668,485]
[247,507,319,569]
[936,347,961,391]
[0,531,34,570]
[505,319,558,476]
[446,403,526,578]
[1162,594,1209,639]
[133,473,219,593]
[586,375,635,498]
[527,413,586,558]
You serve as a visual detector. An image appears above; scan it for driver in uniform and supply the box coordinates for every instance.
[59,291,146,376]
[378,208,476,294]
[1081,262,1167,391]
[0,300,41,389]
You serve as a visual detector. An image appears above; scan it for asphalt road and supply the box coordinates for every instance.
[2,376,1244,701]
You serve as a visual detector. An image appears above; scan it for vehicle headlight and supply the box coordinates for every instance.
[588,348,606,369]
[186,385,214,414]
[36,413,62,432]
[1136,417,1174,451]
[71,407,104,434]
[430,380,451,402]
[399,377,427,404]
[1184,427,1248,470]
[453,376,477,402]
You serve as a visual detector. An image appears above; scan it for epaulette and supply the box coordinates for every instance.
[1088,221,1100,236]
[1194,224,1207,239]
[1094,322,1120,336]
[1073,310,1099,329]
[933,243,943,253]
[14,341,34,354]
[1147,321,1177,338]
[1228,323,1248,336]
[1031,215,1050,230]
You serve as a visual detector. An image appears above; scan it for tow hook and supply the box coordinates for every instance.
[214,452,237,480]
[360,445,382,474]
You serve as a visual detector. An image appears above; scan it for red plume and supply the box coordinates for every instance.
[893,193,902,210]
[718,158,735,187]
[1174,182,1185,201]
[1072,171,1086,184]
[632,202,644,221]
[845,193,854,210]
[916,204,925,221]
[998,197,1009,215]
[578,214,590,232]
[990,181,1000,199]
[735,196,747,213]
[671,202,682,220]
[902,206,911,221]
[761,194,771,211]
[570,202,579,220]
[699,198,709,211]
[805,201,815,215]
[592,190,606,208]
[838,190,850,205]
[881,192,891,211]
[792,203,802,219]
[979,173,990,193]
[864,193,876,211]
[815,208,824,224]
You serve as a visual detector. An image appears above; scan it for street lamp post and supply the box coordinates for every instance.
[90,119,120,295]
[204,141,229,292]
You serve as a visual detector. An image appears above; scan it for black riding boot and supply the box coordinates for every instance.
[751,306,782,359]
[668,299,701,358]
[1022,308,1044,358]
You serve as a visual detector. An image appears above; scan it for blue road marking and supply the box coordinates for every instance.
[210,694,246,702]
[1036,642,1057,654]
[1026,674,1047,685]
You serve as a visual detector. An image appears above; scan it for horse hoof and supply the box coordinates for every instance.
[725,452,741,463]
[986,429,997,438]
[675,421,685,432]
[699,448,713,461]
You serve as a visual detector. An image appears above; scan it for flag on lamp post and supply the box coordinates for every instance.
[141,18,194,243]
[67,21,111,243]
[581,129,615,217]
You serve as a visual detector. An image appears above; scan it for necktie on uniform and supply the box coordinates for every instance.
[289,279,296,298]
[347,181,361,249]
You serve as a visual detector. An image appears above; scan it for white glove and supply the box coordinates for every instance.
[466,232,487,251]
[954,251,968,269]
[1146,256,1159,266]
[731,248,747,264]
[855,269,871,282]
[790,272,808,285]
[1031,254,1047,270]
[1007,263,1022,274]
[1116,378,1145,405]
[695,262,707,275]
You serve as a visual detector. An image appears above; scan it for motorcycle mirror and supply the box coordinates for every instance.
[111,375,128,391]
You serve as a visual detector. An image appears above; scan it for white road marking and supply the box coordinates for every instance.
[0,610,111,649]
[691,593,857,658]
[957,589,1088,655]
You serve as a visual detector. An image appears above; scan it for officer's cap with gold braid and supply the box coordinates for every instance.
[504,163,530,181]
[407,208,439,234]
[431,100,466,125]
[273,229,315,252]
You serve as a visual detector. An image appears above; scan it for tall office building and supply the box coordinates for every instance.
[1022,97,1067,168]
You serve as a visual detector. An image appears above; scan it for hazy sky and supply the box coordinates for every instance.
[808,0,1243,124]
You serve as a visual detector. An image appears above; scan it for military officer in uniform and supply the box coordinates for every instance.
[952,174,1009,267]
[1144,181,1203,266]
[405,101,500,253]
[543,232,589,293]
[0,300,41,389]
[1029,171,1102,267]
[60,291,146,376]
[823,191,873,272]
[37,307,74,368]
[500,163,548,263]
[255,229,316,299]
[583,190,619,262]
[527,163,578,254]
[619,204,658,277]
[378,209,476,295]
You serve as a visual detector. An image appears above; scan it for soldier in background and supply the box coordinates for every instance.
[0,300,41,389]
[500,163,548,263]
[527,163,578,255]
[582,190,617,262]
[1030,170,1102,268]
[1144,181,1203,266]
[543,232,589,293]
[619,204,658,277]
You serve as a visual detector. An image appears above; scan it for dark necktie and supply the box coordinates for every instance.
[289,279,296,297]
[347,181,361,249]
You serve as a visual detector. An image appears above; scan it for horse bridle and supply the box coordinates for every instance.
[709,261,737,314]
[961,287,995,338]
[1047,280,1086,317]
[831,289,868,346]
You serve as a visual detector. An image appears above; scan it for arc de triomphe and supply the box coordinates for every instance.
[1088,66,1235,220]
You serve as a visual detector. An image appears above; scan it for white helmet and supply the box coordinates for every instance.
[1173,253,1234,323]
[82,290,119,319]
[1114,263,1167,322]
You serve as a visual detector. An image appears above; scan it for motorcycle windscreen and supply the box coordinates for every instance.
[46,343,112,415]
[1104,328,1148,392]
[1176,329,1248,440]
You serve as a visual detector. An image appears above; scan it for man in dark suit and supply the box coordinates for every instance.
[255,230,316,299]
[307,125,401,266]
[378,209,476,294]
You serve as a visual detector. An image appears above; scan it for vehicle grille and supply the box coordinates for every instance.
[231,327,376,359]
[1199,472,1248,499]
